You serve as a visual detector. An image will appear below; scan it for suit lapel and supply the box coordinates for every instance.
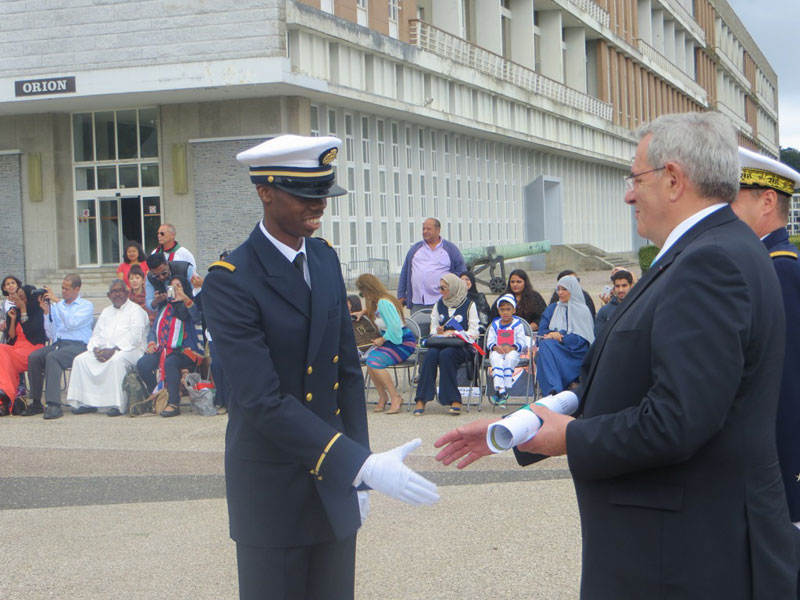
[583,205,737,390]
[247,226,311,318]
[305,239,329,363]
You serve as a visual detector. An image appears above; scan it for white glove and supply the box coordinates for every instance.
[357,491,370,526]
[356,438,440,506]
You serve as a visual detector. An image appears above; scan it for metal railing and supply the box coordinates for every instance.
[636,38,707,103]
[409,20,613,121]
[567,0,610,28]
[342,258,391,287]
[659,0,706,44]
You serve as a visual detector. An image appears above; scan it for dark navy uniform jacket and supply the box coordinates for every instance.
[203,225,370,549]
[763,227,800,522]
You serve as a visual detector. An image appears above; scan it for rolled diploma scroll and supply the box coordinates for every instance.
[486,391,579,453]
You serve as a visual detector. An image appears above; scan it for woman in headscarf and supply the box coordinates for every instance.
[355,273,416,414]
[0,285,47,415]
[413,273,480,416]
[459,270,490,333]
[489,269,547,330]
[535,274,594,396]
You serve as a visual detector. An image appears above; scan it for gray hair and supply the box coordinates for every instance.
[161,223,176,235]
[636,111,739,204]
[108,279,127,292]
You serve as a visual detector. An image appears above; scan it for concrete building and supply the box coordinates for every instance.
[0,0,780,283]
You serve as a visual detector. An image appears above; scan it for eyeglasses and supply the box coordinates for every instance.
[157,231,167,236]
[624,166,665,192]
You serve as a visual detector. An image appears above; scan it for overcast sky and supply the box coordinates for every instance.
[726,0,800,149]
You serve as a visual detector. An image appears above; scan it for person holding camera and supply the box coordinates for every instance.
[24,274,94,419]
[0,285,47,415]
[136,274,202,417]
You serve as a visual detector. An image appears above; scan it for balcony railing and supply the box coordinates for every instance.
[409,20,613,121]
[716,100,753,136]
[567,0,610,28]
[659,0,706,45]
[636,38,707,104]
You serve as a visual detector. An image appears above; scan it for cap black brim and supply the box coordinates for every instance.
[272,182,348,199]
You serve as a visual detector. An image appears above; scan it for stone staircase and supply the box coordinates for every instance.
[548,244,638,272]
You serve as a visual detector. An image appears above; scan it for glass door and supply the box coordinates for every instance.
[76,198,98,265]
[99,197,121,265]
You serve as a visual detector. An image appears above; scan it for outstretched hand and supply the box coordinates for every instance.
[434,418,499,469]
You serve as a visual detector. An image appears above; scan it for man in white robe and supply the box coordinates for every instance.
[67,280,148,416]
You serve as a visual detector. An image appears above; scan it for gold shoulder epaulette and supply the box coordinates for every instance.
[314,237,334,248]
[209,260,236,272]
[770,250,798,260]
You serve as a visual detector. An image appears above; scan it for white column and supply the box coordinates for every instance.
[564,27,587,92]
[674,30,686,72]
[431,0,463,38]
[663,19,675,62]
[474,0,502,55]
[510,0,535,70]
[685,38,695,77]
[539,10,563,83]
[652,10,664,53]
[637,0,652,44]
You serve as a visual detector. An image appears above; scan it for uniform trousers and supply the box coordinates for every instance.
[236,535,356,600]
[28,340,87,405]
[489,349,520,391]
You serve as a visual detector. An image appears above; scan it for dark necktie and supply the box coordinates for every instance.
[292,253,305,275]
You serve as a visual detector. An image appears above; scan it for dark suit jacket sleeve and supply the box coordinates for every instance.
[567,245,753,481]
[203,266,370,492]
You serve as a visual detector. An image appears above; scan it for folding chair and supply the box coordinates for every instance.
[363,318,423,410]
[479,317,537,412]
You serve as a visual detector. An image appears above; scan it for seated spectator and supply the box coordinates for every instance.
[414,273,479,416]
[66,280,148,416]
[536,275,594,396]
[151,223,197,272]
[0,285,47,415]
[489,269,547,330]
[137,275,202,417]
[597,267,634,306]
[346,294,362,315]
[486,294,529,405]
[0,275,22,344]
[459,271,490,333]
[116,241,149,287]
[549,269,596,319]
[127,264,154,324]
[24,275,94,419]
[355,273,417,414]
[594,269,634,337]
[144,252,194,312]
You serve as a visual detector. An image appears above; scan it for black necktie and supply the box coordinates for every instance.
[293,253,305,276]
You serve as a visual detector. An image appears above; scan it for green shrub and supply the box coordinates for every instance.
[638,245,660,273]
[790,235,800,254]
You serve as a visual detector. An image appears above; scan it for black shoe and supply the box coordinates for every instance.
[160,404,181,418]
[72,406,98,415]
[43,403,63,420]
[20,400,43,416]
[107,408,122,417]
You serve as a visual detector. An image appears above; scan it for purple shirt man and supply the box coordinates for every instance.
[397,218,466,312]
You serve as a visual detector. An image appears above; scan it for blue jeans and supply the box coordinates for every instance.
[414,345,471,406]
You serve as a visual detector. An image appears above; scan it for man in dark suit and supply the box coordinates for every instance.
[202,134,438,600]
[733,146,800,532]
[434,112,798,598]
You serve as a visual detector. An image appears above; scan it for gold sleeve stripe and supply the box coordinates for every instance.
[770,250,798,259]
[209,260,236,272]
[312,432,342,477]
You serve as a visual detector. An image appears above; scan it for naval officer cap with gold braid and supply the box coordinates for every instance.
[237,134,347,199]
[739,146,800,197]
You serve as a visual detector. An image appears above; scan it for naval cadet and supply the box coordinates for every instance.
[202,134,439,600]
[733,146,800,531]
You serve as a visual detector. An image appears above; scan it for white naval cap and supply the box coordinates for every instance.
[497,294,517,309]
[236,134,347,198]
[738,147,800,196]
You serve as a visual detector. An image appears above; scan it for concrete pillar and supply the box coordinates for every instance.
[539,11,563,83]
[564,27,587,92]
[474,0,502,55]
[430,0,463,38]
[685,38,695,77]
[663,19,675,61]
[674,30,685,72]
[510,0,535,70]
[652,10,664,52]
[637,0,652,44]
